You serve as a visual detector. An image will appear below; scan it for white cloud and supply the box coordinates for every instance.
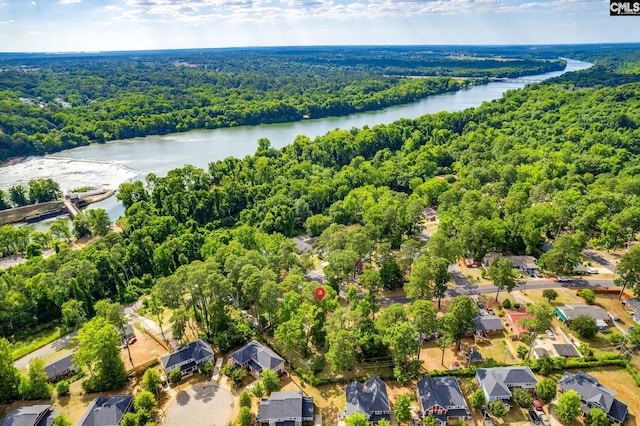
[0,19,14,24]
[59,0,82,3]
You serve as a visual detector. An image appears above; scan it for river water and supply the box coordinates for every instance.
[2,58,592,221]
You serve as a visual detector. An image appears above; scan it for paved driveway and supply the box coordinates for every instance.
[164,382,236,426]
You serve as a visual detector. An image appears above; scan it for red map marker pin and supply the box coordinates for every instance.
[314,287,326,301]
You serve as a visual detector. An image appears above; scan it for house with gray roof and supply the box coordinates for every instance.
[558,371,628,424]
[476,367,537,404]
[554,304,610,325]
[78,395,134,426]
[624,298,640,315]
[159,338,214,379]
[416,376,471,425]
[231,340,285,377]
[553,344,581,358]
[344,377,391,425]
[1,405,60,426]
[256,390,314,426]
[473,313,503,335]
[44,353,77,383]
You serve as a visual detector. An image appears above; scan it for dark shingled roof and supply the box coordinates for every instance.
[257,391,314,422]
[476,367,537,399]
[78,395,133,426]
[345,377,391,421]
[553,344,581,357]
[230,340,284,372]
[1,405,56,426]
[44,353,76,380]
[417,376,470,415]
[558,371,628,424]
[159,339,214,370]
[473,314,503,332]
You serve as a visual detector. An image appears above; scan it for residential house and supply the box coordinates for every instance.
[256,390,314,426]
[423,207,438,222]
[78,395,134,426]
[121,324,135,343]
[553,344,581,358]
[416,376,471,425]
[1,405,60,426]
[230,340,285,377]
[558,371,628,424]
[344,377,391,424]
[44,353,77,383]
[472,313,503,335]
[504,310,533,340]
[554,304,610,326]
[476,367,538,404]
[483,253,540,276]
[466,349,484,366]
[293,235,314,254]
[533,348,550,359]
[159,338,214,379]
[623,298,640,315]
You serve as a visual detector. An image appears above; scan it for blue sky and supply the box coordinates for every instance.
[0,0,638,52]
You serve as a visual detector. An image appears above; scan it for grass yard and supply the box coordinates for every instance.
[522,288,581,307]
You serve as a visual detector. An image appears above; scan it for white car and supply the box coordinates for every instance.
[546,329,556,339]
[556,276,572,282]
[539,413,550,426]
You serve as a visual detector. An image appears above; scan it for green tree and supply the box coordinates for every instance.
[50,219,72,242]
[584,407,610,426]
[9,185,28,207]
[579,288,596,303]
[536,378,557,403]
[88,208,112,236]
[240,390,252,407]
[56,380,70,397]
[199,360,214,375]
[61,298,87,328]
[238,406,253,426]
[422,417,437,426]
[74,316,127,392]
[168,368,183,386]
[442,295,478,349]
[512,387,533,407]
[407,300,438,341]
[394,394,412,422]
[470,389,486,411]
[134,390,158,412]
[252,381,265,398]
[0,338,20,402]
[346,412,369,426]
[556,390,582,423]
[519,303,554,359]
[487,400,507,418]
[617,244,640,296]
[120,413,138,426]
[627,326,640,348]
[571,315,598,339]
[72,213,92,238]
[326,329,358,375]
[542,289,558,303]
[538,232,586,275]
[260,368,279,394]
[488,257,518,301]
[52,414,72,426]
[142,369,163,395]
[28,178,62,204]
[18,358,52,400]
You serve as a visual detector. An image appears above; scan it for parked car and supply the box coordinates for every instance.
[539,413,550,426]
[412,416,421,426]
[556,275,572,282]
[127,337,137,345]
[545,329,556,339]
[528,409,541,424]
[477,300,485,309]
[533,399,543,411]
[487,307,494,314]
[586,267,597,274]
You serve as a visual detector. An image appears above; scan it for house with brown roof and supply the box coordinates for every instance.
[504,310,533,339]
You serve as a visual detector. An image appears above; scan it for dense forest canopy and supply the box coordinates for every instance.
[0,46,566,161]
[1,49,639,366]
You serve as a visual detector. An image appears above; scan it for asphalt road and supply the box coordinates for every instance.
[13,330,78,370]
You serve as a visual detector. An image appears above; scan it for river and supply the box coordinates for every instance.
[2,58,592,221]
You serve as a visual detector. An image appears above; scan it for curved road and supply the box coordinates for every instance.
[13,330,78,370]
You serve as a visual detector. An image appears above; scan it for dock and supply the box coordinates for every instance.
[62,198,80,219]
